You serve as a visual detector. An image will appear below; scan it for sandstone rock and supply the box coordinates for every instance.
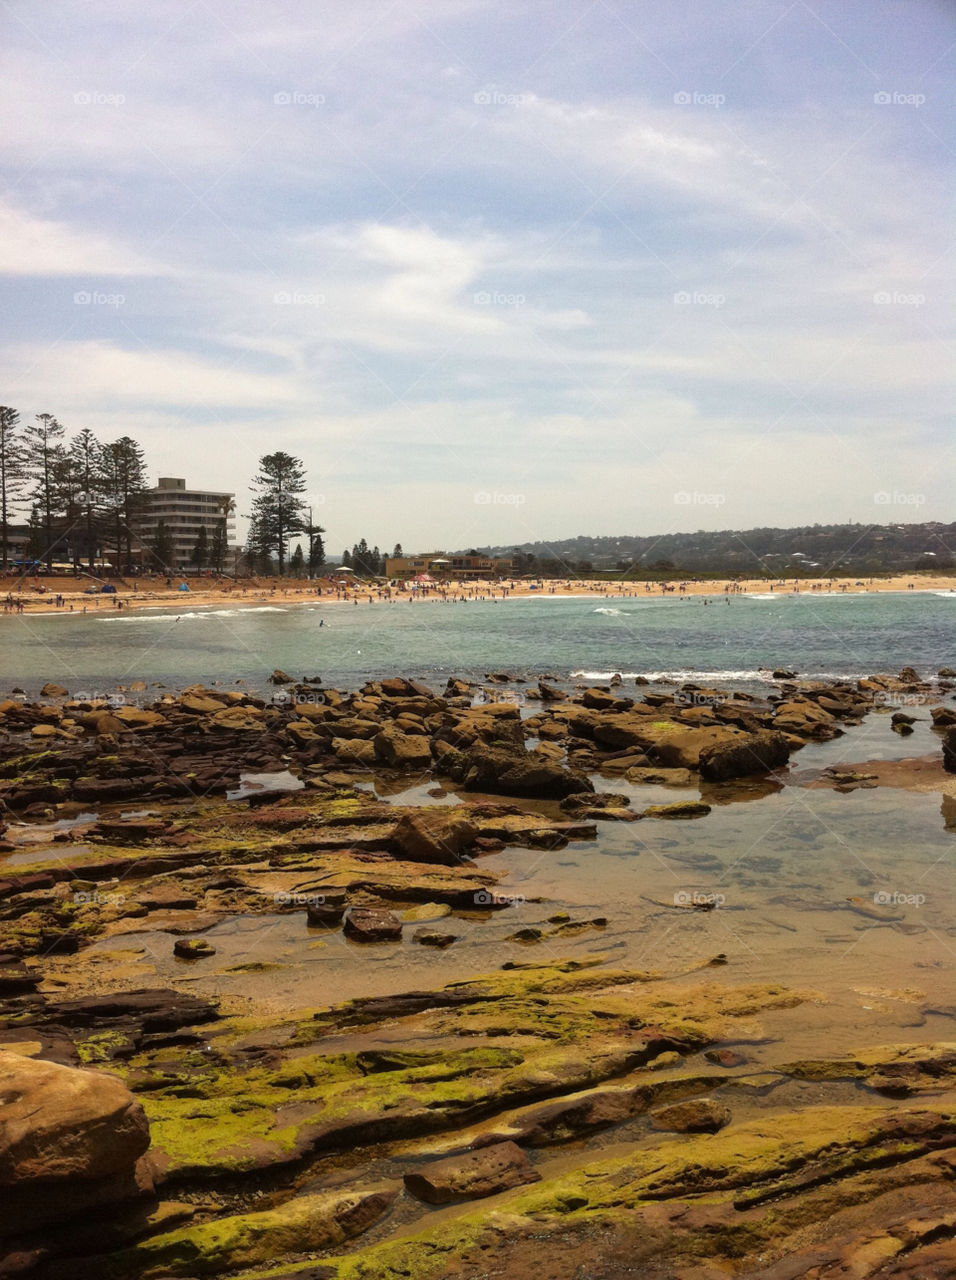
[211,706,265,732]
[269,669,295,684]
[180,692,226,714]
[698,730,790,781]
[40,683,68,697]
[625,766,696,786]
[401,902,452,923]
[0,1050,150,1188]
[0,959,40,994]
[114,1186,397,1276]
[344,907,403,943]
[173,939,215,959]
[704,1049,748,1067]
[331,737,378,765]
[139,883,198,912]
[47,989,218,1033]
[651,1097,731,1133]
[413,930,458,948]
[930,705,956,727]
[459,743,592,800]
[305,891,347,927]
[113,706,166,730]
[582,688,633,712]
[640,802,711,819]
[773,699,840,739]
[943,728,956,774]
[392,809,477,866]
[403,1140,540,1204]
[89,817,168,843]
[373,725,432,769]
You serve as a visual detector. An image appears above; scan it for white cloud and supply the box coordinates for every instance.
[0,201,166,277]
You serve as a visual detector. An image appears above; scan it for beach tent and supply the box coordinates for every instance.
[414,573,436,583]
[178,582,190,592]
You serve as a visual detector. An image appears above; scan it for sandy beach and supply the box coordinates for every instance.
[3,570,955,618]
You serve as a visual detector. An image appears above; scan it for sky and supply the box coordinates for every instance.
[1,0,953,556]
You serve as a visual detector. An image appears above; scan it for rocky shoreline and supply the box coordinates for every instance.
[1,667,954,1277]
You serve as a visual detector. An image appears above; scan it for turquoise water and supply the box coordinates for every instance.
[1,591,952,694]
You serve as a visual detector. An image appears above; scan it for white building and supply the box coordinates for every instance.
[135,477,236,571]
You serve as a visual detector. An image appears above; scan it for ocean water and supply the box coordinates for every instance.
[0,590,952,695]
[6,589,955,1042]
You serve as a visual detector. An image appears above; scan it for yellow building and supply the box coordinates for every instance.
[385,552,514,579]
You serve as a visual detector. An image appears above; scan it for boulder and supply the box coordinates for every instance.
[641,802,711,819]
[773,699,840,739]
[403,1140,540,1204]
[651,1097,732,1133]
[47,989,218,1033]
[625,766,695,786]
[114,1186,397,1275]
[459,744,592,800]
[331,737,378,765]
[180,692,226,714]
[112,706,166,730]
[930,705,956,728]
[413,930,459,948]
[173,939,215,959]
[304,891,348,926]
[374,725,433,769]
[344,907,403,943]
[0,1051,151,1234]
[392,809,477,866]
[698,731,790,781]
[211,706,265,732]
[40,683,69,697]
[943,728,956,775]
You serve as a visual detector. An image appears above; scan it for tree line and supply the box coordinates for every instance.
[0,408,157,573]
[0,413,328,577]
[0,409,403,579]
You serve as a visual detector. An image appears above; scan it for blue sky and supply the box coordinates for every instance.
[1,0,952,554]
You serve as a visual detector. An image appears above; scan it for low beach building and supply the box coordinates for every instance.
[385,551,514,579]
